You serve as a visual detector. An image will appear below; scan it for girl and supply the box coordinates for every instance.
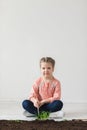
[22,57,63,116]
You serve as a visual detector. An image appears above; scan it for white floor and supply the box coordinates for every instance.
[0,101,87,121]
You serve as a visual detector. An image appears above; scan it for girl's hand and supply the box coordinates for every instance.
[34,99,40,108]
[39,98,51,107]
[39,100,46,107]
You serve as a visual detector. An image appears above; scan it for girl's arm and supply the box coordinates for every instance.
[29,82,40,107]
[40,81,61,106]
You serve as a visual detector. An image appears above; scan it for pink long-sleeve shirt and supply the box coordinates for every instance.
[29,77,61,104]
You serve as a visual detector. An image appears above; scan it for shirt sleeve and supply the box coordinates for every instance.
[50,81,61,102]
[28,80,40,103]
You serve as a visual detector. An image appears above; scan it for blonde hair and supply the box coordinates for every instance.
[40,57,55,68]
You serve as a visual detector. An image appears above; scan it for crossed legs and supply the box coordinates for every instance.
[22,99,63,115]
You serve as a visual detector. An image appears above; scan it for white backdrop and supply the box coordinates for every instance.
[0,0,87,103]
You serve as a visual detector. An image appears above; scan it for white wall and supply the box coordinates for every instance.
[0,0,87,103]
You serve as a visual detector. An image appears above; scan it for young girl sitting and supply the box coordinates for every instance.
[22,57,63,117]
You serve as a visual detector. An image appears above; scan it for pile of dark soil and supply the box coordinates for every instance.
[0,119,87,130]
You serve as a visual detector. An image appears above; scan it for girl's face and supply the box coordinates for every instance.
[40,62,54,79]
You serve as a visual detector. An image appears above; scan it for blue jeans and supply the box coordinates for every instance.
[22,99,63,114]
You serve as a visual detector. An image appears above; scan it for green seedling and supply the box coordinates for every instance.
[37,111,50,120]
[14,120,22,123]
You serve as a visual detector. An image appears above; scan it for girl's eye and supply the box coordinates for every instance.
[48,67,51,69]
[42,67,45,70]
